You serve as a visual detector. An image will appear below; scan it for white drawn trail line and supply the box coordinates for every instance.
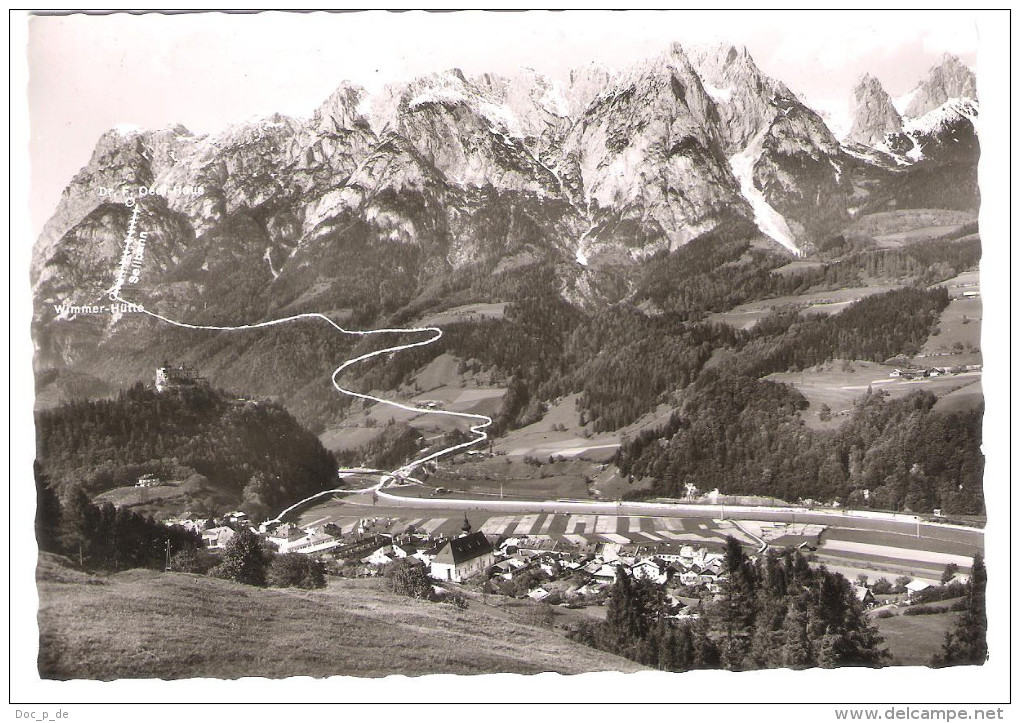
[108,204,141,300]
[107,200,491,526]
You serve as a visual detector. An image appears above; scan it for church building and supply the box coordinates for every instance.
[429,518,494,583]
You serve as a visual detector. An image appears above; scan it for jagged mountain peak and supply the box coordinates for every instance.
[470,67,571,163]
[472,67,569,118]
[688,42,754,73]
[371,68,522,136]
[313,81,372,134]
[689,42,790,96]
[688,41,812,155]
[563,63,613,117]
[847,73,902,146]
[903,53,977,118]
[35,38,981,336]
[370,68,560,195]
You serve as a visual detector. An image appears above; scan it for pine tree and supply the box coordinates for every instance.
[59,486,99,567]
[603,566,638,653]
[210,527,270,586]
[720,536,756,669]
[34,463,63,554]
[932,554,987,667]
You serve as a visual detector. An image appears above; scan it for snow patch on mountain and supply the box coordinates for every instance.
[574,222,598,267]
[407,82,524,137]
[263,247,279,279]
[903,97,978,135]
[112,123,143,136]
[905,136,924,162]
[529,71,570,117]
[729,140,800,255]
[829,159,842,184]
[702,82,733,104]
[893,87,918,117]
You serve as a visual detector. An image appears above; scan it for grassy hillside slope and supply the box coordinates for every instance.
[36,554,643,679]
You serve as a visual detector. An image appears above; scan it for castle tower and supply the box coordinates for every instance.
[155,365,171,392]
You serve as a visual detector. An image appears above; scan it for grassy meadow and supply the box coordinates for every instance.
[36,553,643,680]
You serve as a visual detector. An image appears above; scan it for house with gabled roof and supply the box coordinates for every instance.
[527,587,551,601]
[851,584,876,606]
[429,531,495,583]
[632,559,668,585]
[905,579,933,600]
[201,526,235,550]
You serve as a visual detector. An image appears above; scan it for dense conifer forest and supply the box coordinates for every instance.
[568,538,889,671]
[615,382,984,513]
[35,384,338,515]
[34,225,982,516]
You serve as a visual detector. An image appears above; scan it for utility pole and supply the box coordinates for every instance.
[164,539,172,571]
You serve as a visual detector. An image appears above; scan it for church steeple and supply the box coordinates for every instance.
[460,515,472,536]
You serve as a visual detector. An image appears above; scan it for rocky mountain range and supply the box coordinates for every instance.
[847,75,903,147]
[845,54,979,166]
[32,43,981,427]
[902,53,979,118]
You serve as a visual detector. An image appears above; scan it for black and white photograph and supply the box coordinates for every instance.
[9,8,1013,715]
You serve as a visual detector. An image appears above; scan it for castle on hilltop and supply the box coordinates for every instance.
[155,362,203,392]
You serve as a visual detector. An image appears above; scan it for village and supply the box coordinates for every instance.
[161,510,927,620]
[888,363,981,380]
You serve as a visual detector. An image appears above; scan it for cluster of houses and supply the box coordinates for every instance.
[164,512,735,609]
[163,510,253,549]
[889,364,980,380]
[484,537,730,601]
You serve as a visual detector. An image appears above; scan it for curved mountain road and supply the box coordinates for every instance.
[109,200,492,526]
[108,197,983,562]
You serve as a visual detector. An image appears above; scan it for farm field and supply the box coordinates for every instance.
[932,379,983,413]
[294,502,760,550]
[823,527,983,559]
[93,475,236,519]
[936,269,980,295]
[319,425,387,453]
[320,353,507,450]
[845,209,976,248]
[767,361,981,429]
[706,285,900,330]
[817,538,974,571]
[873,609,961,666]
[418,302,507,327]
[36,553,642,680]
[431,465,593,500]
[493,393,676,461]
[916,295,981,363]
[771,260,826,276]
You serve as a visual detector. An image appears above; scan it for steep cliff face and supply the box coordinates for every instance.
[558,44,751,261]
[372,70,561,196]
[32,124,195,282]
[847,74,903,146]
[902,53,978,119]
[471,68,572,164]
[32,42,982,410]
[690,44,848,247]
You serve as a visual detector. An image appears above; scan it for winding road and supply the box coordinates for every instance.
[108,196,492,526]
[106,194,984,572]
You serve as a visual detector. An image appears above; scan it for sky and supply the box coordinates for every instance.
[26,10,982,234]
